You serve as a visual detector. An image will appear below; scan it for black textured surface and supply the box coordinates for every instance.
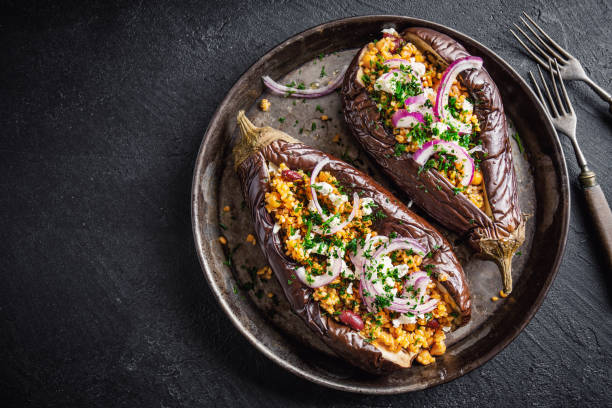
[2,1,611,406]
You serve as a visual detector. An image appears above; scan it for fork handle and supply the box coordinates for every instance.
[581,76,612,114]
[580,170,612,267]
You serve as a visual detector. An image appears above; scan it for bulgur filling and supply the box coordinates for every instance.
[358,29,486,210]
[265,161,460,365]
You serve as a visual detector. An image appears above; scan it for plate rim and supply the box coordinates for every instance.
[191,15,570,394]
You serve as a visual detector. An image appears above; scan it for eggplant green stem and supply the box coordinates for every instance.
[478,218,526,295]
[233,111,298,169]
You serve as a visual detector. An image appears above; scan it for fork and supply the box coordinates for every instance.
[530,58,612,266]
[511,12,612,114]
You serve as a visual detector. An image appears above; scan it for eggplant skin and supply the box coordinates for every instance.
[237,139,471,374]
[341,27,524,259]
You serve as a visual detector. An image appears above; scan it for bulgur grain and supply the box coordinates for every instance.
[263,158,453,365]
[259,98,270,111]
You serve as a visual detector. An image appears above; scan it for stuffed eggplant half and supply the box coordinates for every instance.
[342,28,526,294]
[234,111,470,374]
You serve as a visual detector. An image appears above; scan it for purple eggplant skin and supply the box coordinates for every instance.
[233,111,471,374]
[341,27,526,294]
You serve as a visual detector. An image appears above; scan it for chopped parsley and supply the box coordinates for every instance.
[512,132,525,154]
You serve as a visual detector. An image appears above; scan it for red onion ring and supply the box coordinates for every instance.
[413,139,475,186]
[313,192,359,235]
[359,238,434,313]
[349,235,388,274]
[309,158,330,217]
[391,110,425,128]
[295,258,343,288]
[262,66,348,99]
[371,238,426,260]
[404,94,426,108]
[382,59,426,77]
[434,56,482,134]
[388,298,439,314]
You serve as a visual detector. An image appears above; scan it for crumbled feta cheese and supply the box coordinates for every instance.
[396,264,410,278]
[409,62,426,77]
[311,182,333,196]
[392,314,418,327]
[381,28,398,36]
[306,241,329,256]
[431,121,449,136]
[360,197,375,215]
[273,223,281,234]
[442,326,451,333]
[462,98,473,113]
[346,282,354,295]
[329,193,348,208]
[370,256,395,293]
[307,200,317,212]
[288,230,301,241]
[374,71,407,95]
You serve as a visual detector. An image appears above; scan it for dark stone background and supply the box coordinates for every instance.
[2,0,611,406]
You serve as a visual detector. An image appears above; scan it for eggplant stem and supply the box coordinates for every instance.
[478,218,526,294]
[234,111,298,169]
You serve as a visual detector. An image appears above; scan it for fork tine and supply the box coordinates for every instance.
[555,58,574,114]
[538,65,559,117]
[518,16,566,62]
[509,29,549,68]
[548,58,566,115]
[522,12,572,60]
[512,23,559,63]
[529,71,548,113]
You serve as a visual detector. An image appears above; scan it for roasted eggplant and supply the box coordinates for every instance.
[233,111,470,374]
[341,28,525,294]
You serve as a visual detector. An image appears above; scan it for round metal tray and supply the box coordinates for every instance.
[191,16,569,393]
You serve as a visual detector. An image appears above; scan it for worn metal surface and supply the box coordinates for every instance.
[2,0,611,406]
[193,16,563,392]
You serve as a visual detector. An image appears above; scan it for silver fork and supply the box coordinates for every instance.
[530,59,612,266]
[511,11,612,113]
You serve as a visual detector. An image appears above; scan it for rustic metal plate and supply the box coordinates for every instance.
[191,16,569,393]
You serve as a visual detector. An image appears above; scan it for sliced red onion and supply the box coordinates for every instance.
[388,298,439,314]
[391,110,425,128]
[313,193,359,235]
[405,271,429,286]
[404,94,426,108]
[413,140,475,186]
[262,66,347,99]
[434,56,482,134]
[383,59,426,77]
[401,273,430,303]
[359,238,432,313]
[349,235,388,277]
[295,257,343,289]
[371,238,427,260]
[309,158,330,217]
